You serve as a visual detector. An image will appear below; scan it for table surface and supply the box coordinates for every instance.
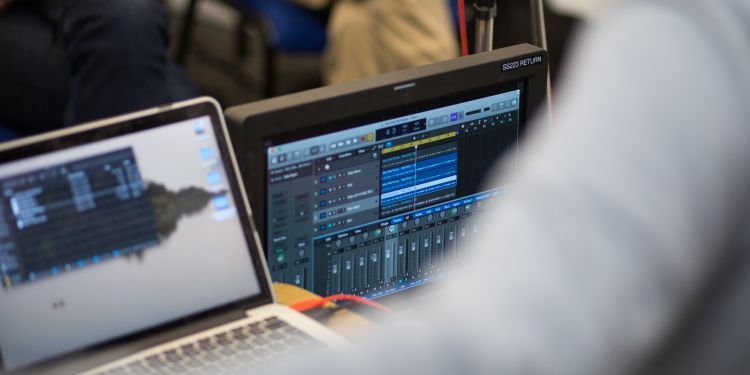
[273,283,379,341]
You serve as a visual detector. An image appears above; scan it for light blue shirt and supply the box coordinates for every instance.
[268,1,750,374]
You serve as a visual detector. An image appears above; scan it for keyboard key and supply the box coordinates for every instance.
[232,331,249,340]
[167,364,188,373]
[254,348,271,358]
[203,352,221,362]
[236,342,252,351]
[219,359,239,369]
[200,364,220,373]
[216,333,233,346]
[164,349,183,363]
[180,344,200,357]
[265,319,285,330]
[198,339,216,351]
[235,352,255,362]
[125,361,148,372]
[145,355,166,368]
[185,359,202,368]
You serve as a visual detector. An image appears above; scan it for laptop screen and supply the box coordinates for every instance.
[0,113,261,371]
[263,82,524,299]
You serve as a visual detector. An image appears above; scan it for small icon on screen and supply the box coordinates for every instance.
[199,147,213,161]
[193,122,206,135]
[207,171,221,185]
[212,195,230,210]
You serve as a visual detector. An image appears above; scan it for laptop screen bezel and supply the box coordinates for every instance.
[0,98,274,373]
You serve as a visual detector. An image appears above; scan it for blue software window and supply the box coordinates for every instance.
[379,138,458,217]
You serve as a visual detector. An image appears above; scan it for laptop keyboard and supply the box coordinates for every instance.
[96,317,319,374]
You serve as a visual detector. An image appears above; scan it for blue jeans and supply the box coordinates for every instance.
[0,0,198,135]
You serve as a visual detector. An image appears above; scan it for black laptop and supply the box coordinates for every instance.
[225,44,549,301]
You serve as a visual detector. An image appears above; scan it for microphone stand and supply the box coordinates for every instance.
[529,0,547,51]
[470,0,553,114]
[472,0,548,52]
[528,0,553,116]
[473,0,497,53]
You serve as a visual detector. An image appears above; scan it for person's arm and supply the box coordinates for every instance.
[268,2,750,374]
[441,4,750,373]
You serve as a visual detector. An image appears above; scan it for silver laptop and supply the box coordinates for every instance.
[0,98,347,374]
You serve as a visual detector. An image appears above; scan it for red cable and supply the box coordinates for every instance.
[290,294,395,315]
[457,0,469,56]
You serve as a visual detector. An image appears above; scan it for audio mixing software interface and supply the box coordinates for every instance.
[266,86,523,298]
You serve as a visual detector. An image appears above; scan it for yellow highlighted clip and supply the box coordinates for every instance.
[382,131,457,154]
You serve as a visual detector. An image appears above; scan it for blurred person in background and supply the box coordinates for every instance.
[0,0,197,136]
[294,0,458,84]
[265,0,750,374]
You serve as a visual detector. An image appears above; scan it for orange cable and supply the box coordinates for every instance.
[290,294,395,315]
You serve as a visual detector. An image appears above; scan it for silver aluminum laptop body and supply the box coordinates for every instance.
[0,98,346,375]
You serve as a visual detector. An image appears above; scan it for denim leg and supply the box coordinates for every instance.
[61,0,197,125]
